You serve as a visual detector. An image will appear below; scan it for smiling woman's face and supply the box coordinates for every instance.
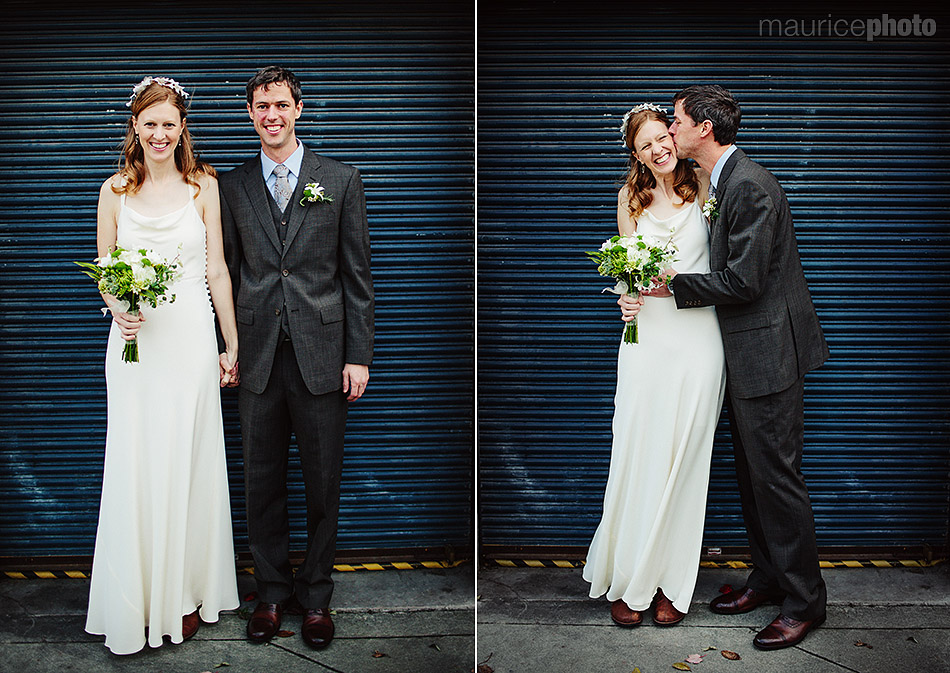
[633,118,677,176]
[132,100,182,163]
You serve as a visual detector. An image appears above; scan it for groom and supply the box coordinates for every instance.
[634,84,829,650]
[219,66,374,649]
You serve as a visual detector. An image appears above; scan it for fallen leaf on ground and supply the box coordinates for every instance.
[672,664,691,671]
[722,650,741,660]
[908,636,919,643]
[276,630,295,638]
[372,650,388,658]
[429,643,442,651]
[718,584,733,594]
[854,641,873,649]
[686,654,704,664]
[703,646,717,651]
[478,666,494,673]
[214,665,230,669]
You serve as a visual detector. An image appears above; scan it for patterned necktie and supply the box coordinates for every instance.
[709,181,717,200]
[272,164,292,211]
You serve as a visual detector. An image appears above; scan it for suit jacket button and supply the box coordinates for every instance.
[282,269,290,276]
[275,309,281,316]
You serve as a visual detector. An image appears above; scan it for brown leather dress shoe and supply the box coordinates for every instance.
[753,613,826,650]
[610,600,643,627]
[652,589,685,626]
[247,602,282,643]
[302,608,335,649]
[710,586,782,615]
[182,609,199,641]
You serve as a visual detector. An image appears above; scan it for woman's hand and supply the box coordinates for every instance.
[110,307,145,340]
[618,293,643,322]
[219,350,240,388]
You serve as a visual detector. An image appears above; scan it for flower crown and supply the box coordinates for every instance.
[620,102,668,147]
[126,76,189,108]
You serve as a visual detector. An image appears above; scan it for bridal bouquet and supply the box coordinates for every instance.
[76,247,181,363]
[586,233,677,344]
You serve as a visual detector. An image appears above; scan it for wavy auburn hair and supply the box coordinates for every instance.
[621,108,698,219]
[113,80,214,196]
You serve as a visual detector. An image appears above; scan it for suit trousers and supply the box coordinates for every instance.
[240,338,347,609]
[727,376,827,621]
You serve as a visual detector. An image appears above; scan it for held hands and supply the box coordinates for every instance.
[618,268,678,319]
[219,352,240,388]
[342,363,369,402]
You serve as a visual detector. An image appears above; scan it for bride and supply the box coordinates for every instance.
[84,76,240,654]
[582,103,726,627]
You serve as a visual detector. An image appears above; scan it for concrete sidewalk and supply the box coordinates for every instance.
[0,563,474,673]
[477,562,950,673]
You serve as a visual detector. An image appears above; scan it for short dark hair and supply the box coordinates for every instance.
[672,85,741,145]
[246,66,302,105]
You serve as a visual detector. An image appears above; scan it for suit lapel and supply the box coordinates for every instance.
[708,148,746,268]
[284,148,324,251]
[714,147,745,204]
[240,156,283,254]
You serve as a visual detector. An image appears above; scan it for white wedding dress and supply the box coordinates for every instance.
[85,187,239,654]
[583,199,726,614]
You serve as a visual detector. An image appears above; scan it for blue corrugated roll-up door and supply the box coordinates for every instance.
[478,5,950,556]
[0,2,474,559]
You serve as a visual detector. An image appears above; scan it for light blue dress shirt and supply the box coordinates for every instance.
[709,143,739,192]
[260,142,304,202]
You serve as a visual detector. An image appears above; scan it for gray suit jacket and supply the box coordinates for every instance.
[219,146,374,395]
[672,148,828,399]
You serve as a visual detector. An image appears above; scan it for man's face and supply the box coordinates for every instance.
[669,100,703,159]
[247,82,303,155]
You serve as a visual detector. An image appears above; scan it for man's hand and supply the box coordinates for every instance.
[642,269,677,298]
[219,353,240,388]
[618,293,643,321]
[342,363,369,401]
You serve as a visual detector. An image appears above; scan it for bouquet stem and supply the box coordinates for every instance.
[623,287,639,345]
[121,296,140,363]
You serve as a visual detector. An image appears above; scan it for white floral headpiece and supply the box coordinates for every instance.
[126,76,189,108]
[620,103,668,147]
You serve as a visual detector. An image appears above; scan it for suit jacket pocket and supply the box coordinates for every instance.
[237,305,255,325]
[723,310,770,333]
[321,303,345,324]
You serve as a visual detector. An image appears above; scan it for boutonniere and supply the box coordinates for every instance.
[300,182,334,205]
[702,195,719,222]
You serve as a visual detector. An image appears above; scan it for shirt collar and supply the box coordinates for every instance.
[710,144,738,190]
[260,141,305,179]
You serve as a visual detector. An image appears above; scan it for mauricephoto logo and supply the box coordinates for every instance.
[759,13,937,41]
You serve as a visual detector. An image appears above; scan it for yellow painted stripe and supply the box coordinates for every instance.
[5,572,27,579]
[495,559,517,567]
[524,560,545,568]
[34,571,56,579]
[334,564,357,572]
[421,561,444,569]
[726,561,750,569]
[842,560,864,568]
[392,562,414,570]
[553,560,575,568]
[870,560,891,568]
[65,571,87,579]
[363,563,385,571]
[899,560,922,567]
